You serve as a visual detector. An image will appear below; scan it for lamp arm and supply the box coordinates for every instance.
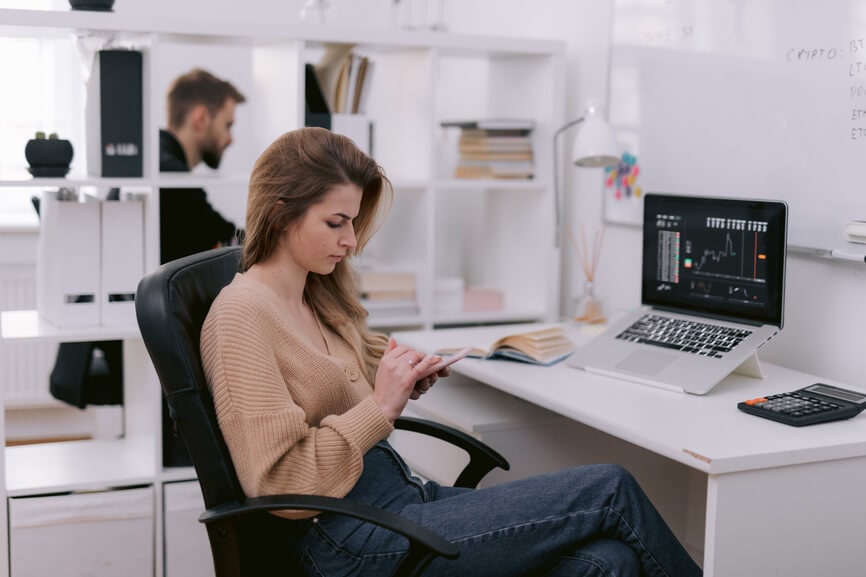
[553,116,585,249]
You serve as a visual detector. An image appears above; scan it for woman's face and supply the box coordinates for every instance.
[284,183,362,275]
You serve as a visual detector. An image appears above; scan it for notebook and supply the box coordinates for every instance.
[567,193,788,395]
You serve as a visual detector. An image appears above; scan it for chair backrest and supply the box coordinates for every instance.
[138,247,302,576]
[135,246,245,509]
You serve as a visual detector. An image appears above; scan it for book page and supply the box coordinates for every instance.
[435,325,574,365]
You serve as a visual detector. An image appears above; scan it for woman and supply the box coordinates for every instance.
[200,127,701,577]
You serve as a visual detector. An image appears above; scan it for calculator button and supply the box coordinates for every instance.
[744,397,768,406]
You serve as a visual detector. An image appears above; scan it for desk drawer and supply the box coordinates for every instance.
[164,480,214,577]
[9,485,154,577]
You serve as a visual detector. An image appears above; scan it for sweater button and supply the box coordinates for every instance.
[346,366,360,381]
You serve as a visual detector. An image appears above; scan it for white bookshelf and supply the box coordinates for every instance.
[0,7,565,576]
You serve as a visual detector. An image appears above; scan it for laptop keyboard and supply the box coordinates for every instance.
[615,314,752,358]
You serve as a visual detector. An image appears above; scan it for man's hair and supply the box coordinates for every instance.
[166,68,246,130]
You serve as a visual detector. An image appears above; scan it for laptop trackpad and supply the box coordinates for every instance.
[616,350,677,376]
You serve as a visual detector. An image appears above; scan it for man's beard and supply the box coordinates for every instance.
[201,146,223,170]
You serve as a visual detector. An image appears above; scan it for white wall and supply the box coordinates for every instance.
[453,0,866,387]
[449,0,866,388]
[50,0,864,386]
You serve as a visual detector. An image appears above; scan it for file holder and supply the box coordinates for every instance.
[36,194,101,328]
[86,49,144,177]
[100,198,144,325]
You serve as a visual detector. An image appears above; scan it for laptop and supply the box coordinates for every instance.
[568,193,788,395]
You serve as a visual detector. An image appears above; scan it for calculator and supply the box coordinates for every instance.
[738,383,866,427]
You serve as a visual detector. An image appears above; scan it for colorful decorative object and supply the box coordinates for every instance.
[604,152,642,200]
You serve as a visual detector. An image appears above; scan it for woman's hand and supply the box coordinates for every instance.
[410,365,451,400]
[373,338,441,421]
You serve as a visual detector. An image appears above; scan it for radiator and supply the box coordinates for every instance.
[0,265,58,406]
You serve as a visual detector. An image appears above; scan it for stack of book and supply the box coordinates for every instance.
[442,119,535,180]
[357,269,419,318]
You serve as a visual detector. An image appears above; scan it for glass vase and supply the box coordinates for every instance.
[573,280,606,324]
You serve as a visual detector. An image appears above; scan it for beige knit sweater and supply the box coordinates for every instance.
[200,273,394,517]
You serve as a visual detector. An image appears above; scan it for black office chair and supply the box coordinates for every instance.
[135,247,510,577]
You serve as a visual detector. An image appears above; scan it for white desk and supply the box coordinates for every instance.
[394,323,866,577]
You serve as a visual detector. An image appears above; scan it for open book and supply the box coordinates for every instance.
[436,326,575,366]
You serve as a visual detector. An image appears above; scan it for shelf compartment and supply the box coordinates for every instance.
[0,173,249,189]
[435,179,548,192]
[433,186,555,319]
[1,310,139,343]
[0,9,561,56]
[367,314,426,329]
[6,436,156,497]
[432,308,547,327]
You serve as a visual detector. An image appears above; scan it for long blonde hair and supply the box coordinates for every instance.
[243,128,392,382]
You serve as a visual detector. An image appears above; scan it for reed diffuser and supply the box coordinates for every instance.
[567,224,606,323]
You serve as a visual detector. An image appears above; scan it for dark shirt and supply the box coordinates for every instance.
[159,129,238,264]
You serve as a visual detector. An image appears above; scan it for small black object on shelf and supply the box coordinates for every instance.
[28,166,71,178]
[68,0,115,11]
[25,132,73,178]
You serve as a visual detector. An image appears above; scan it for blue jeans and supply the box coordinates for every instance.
[293,441,701,577]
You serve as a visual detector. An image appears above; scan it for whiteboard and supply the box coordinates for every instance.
[608,0,866,254]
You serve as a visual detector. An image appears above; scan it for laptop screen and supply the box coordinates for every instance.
[641,193,787,327]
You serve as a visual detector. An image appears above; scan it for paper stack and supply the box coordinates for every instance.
[357,269,419,318]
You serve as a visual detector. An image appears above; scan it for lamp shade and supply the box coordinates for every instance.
[572,106,620,168]
[551,103,620,248]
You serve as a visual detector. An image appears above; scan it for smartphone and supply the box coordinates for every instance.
[421,345,475,377]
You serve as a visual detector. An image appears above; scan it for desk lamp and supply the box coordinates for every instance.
[553,103,619,323]
[552,103,620,247]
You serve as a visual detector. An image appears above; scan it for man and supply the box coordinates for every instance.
[50,70,247,412]
[157,69,247,466]
[159,68,247,264]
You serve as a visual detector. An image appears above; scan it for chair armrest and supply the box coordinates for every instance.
[200,493,458,576]
[394,416,510,488]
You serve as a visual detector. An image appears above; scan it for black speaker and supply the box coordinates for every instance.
[86,50,143,177]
